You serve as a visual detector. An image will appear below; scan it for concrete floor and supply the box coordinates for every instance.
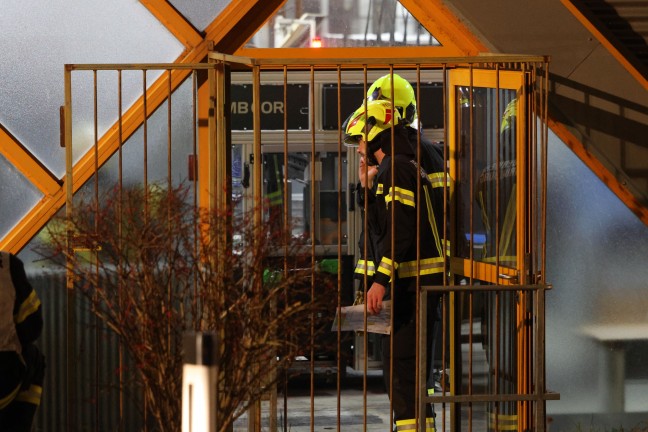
[232,322,504,431]
[232,369,488,431]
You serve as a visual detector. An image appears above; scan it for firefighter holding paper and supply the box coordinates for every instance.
[344,100,443,431]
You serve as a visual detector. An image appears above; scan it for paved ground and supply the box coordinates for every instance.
[234,371,393,431]
[233,323,492,431]
[232,369,487,432]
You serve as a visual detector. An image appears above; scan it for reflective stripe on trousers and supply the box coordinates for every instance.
[395,417,435,431]
[488,412,518,431]
[15,385,43,406]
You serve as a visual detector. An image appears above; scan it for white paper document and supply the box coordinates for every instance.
[331,301,391,335]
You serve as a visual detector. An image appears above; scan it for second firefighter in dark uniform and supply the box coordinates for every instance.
[344,99,445,431]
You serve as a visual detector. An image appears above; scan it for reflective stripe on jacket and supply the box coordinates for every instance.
[0,251,21,355]
[372,153,446,287]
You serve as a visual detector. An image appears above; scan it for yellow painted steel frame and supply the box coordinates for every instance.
[447,69,527,285]
[57,53,549,432]
[448,68,532,431]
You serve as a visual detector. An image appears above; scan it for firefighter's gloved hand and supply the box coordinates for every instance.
[366,282,386,315]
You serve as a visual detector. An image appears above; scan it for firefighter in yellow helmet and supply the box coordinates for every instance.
[344,99,443,432]
[353,73,450,422]
[367,73,417,125]
[0,252,45,432]
[367,73,446,183]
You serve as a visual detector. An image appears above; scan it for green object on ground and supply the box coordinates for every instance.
[318,258,338,274]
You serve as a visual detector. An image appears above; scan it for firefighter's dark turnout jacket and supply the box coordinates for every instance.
[354,126,448,283]
[0,251,45,432]
[360,125,445,426]
[362,126,446,287]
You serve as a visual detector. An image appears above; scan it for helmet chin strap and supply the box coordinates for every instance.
[366,151,380,167]
[366,137,382,166]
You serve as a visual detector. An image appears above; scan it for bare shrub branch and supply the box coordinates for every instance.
[40,183,335,432]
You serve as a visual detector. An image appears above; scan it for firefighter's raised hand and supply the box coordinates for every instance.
[359,156,378,189]
[366,282,386,315]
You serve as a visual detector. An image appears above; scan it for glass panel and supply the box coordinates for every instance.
[455,87,518,268]
[168,0,229,32]
[0,152,43,240]
[70,76,198,222]
[546,132,648,424]
[262,151,348,246]
[91,76,197,189]
[232,143,247,225]
[71,69,167,167]
[248,0,440,48]
[0,0,184,177]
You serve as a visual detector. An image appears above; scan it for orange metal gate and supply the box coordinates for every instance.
[61,54,557,432]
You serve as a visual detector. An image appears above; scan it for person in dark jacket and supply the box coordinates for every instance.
[344,100,443,432]
[0,251,45,432]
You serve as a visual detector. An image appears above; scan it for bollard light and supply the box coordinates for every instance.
[182,332,218,432]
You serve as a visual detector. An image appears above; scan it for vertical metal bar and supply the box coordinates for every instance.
[282,64,290,432]
[539,62,551,432]
[495,282,501,430]
[529,66,537,284]
[143,70,149,223]
[215,63,232,224]
[539,286,547,432]
[166,68,173,375]
[248,63,262,432]
[541,63,549,287]
[92,69,100,432]
[335,65,343,432]
[494,64,502,432]
[418,64,432,430]
[530,64,538,430]
[191,70,198,311]
[309,65,316,432]
[63,64,75,432]
[252,69,263,233]
[419,288,428,432]
[117,69,125,432]
[447,62,459,432]
[141,68,149,432]
[468,63,475,431]
[517,63,533,428]
[388,64,396,432]
[272,64,287,432]
[168,69,173,190]
[361,64,369,432]
[440,63,449,432]
[539,67,550,431]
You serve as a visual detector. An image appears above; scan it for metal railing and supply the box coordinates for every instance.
[57,53,554,432]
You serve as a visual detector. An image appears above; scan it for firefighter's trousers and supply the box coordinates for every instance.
[381,280,440,426]
[0,344,45,432]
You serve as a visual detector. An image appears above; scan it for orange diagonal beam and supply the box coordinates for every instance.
[561,0,648,91]
[0,124,60,196]
[139,0,203,49]
[399,0,487,55]
[205,0,287,53]
[0,192,65,254]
